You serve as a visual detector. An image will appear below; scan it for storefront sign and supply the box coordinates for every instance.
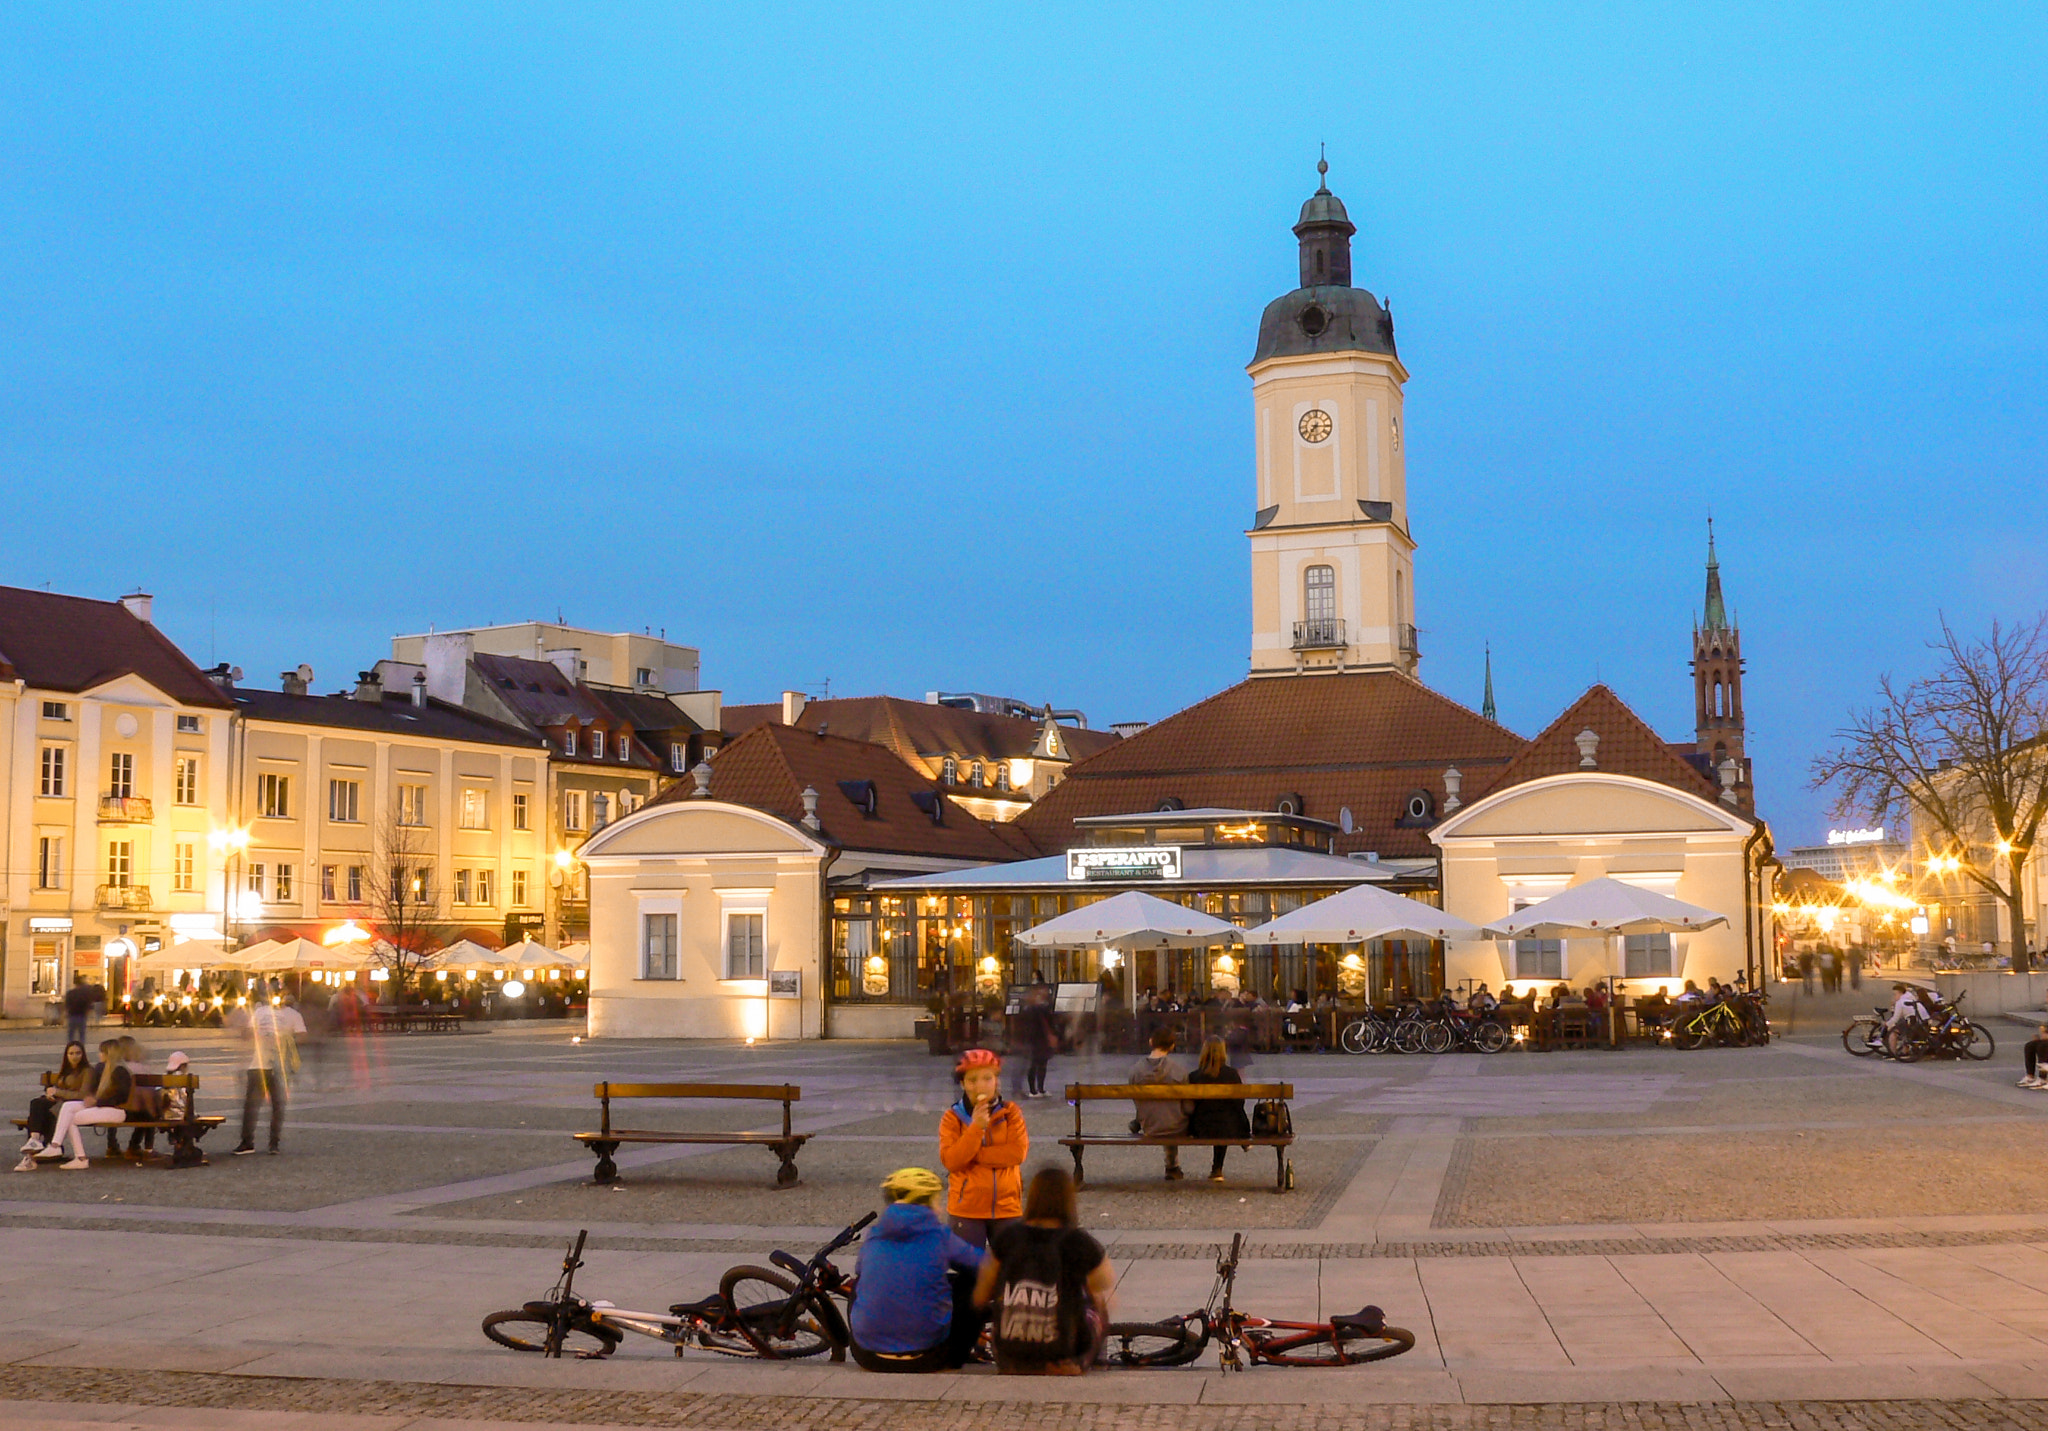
[1066,845,1182,882]
[1827,827,1886,846]
[27,917,73,932]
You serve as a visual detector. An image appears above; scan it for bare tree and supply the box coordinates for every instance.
[1812,614,2048,972]
[365,813,453,995]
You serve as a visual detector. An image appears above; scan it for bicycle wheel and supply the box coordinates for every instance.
[1473,1021,1510,1054]
[1104,1319,1206,1367]
[1392,1022,1426,1054]
[1248,1322,1417,1366]
[1959,1021,1996,1061]
[481,1308,618,1357]
[1842,1018,1879,1056]
[1889,1026,1931,1063]
[1420,1022,1454,1054]
[718,1267,835,1358]
[1338,1019,1370,1055]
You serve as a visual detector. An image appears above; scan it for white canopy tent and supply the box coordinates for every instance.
[1015,891,1243,1006]
[554,942,591,970]
[428,938,505,972]
[1481,877,1729,940]
[1243,883,1484,946]
[242,937,378,973]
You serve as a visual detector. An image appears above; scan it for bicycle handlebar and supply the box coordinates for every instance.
[567,1228,588,1269]
[824,1210,878,1257]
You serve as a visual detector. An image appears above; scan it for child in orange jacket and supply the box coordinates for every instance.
[939,1048,1028,1248]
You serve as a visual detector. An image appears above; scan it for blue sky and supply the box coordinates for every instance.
[4,5,2044,844]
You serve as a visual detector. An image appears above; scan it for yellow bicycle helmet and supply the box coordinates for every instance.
[880,1166,944,1206]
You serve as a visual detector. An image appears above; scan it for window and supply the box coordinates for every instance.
[512,792,530,830]
[563,789,587,831]
[328,779,360,823]
[395,865,431,902]
[643,913,679,979]
[670,743,686,774]
[512,869,529,907]
[476,868,494,906]
[562,730,577,758]
[970,762,985,788]
[1624,933,1675,979]
[1305,564,1336,624]
[257,772,289,818]
[36,836,62,890]
[107,841,134,887]
[592,792,610,830]
[39,746,66,797]
[175,756,200,806]
[636,667,654,686]
[942,756,957,785]
[459,787,488,830]
[41,701,68,721]
[724,912,765,979]
[176,714,201,733]
[273,864,294,901]
[109,751,135,799]
[247,864,264,896]
[346,865,363,902]
[397,783,427,826]
[173,840,196,893]
[618,734,630,762]
[1513,938,1562,980]
[321,865,337,902]
[591,730,606,760]
[453,868,471,904]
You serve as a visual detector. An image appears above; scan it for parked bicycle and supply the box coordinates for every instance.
[1104,1232,1415,1370]
[1336,1006,1394,1054]
[482,1215,874,1360]
[1424,1002,1510,1055]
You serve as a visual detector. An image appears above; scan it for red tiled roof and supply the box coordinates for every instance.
[0,586,234,708]
[1484,684,1731,809]
[721,696,1118,776]
[1016,671,1526,860]
[645,723,1029,863]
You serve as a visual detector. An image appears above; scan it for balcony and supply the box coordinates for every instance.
[1398,623,1421,658]
[96,884,152,912]
[98,794,153,823]
[1291,618,1346,651]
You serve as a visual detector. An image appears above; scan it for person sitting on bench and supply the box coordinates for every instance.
[15,1041,92,1167]
[38,1040,131,1169]
[1126,1027,1192,1182]
[848,1166,986,1372]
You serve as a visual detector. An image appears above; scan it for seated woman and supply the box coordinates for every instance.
[848,1166,985,1372]
[15,1041,92,1168]
[1186,1034,1251,1183]
[975,1167,1114,1375]
[36,1040,132,1169]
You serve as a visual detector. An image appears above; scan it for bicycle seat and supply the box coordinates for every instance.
[1331,1305,1386,1334]
[668,1295,727,1318]
[769,1250,807,1277]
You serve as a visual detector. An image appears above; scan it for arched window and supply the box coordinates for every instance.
[941,756,957,785]
[1394,569,1405,625]
[1304,565,1336,624]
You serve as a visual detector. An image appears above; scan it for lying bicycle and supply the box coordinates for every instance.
[481,1215,875,1360]
[1104,1232,1415,1370]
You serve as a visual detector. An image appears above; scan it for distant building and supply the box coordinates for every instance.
[391,620,701,695]
[1782,835,1908,883]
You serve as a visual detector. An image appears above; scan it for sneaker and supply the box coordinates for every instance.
[1208,1172,1226,1183]
[59,1157,90,1170]
[34,1146,67,1161]
[12,1156,36,1173]
[2020,1077,2041,1088]
[231,1144,258,1156]
[19,1136,42,1154]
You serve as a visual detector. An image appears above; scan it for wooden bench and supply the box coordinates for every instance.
[361,1005,464,1033]
[1061,1082,1295,1192]
[573,1082,808,1188]
[13,1071,224,1168]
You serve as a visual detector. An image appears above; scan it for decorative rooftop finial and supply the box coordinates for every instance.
[1481,642,1497,724]
[1701,515,1729,631]
[1316,142,1329,192]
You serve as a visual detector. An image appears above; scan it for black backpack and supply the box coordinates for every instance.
[993,1227,1078,1362]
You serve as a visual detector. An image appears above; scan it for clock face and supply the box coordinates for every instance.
[1298,409,1333,444]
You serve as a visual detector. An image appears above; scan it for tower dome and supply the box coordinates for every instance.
[1253,157,1396,364]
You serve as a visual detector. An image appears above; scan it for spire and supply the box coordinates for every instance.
[1701,517,1729,631]
[1481,643,1497,723]
[1294,149,1354,288]
[1316,142,1329,193]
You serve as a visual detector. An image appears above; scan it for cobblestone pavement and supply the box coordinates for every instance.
[4,1369,2048,1430]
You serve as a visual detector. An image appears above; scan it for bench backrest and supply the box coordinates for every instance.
[1064,1083,1292,1100]
[593,1081,801,1138]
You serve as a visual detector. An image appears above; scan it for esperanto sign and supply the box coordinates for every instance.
[1066,846,1183,882]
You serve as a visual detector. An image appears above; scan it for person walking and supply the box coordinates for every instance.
[938,1048,1027,1249]
[226,993,307,1155]
[1126,1027,1191,1181]
[61,976,103,1047]
[1010,986,1056,1100]
[1185,1034,1249,1183]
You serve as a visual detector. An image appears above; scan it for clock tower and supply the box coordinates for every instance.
[1246,160,1417,677]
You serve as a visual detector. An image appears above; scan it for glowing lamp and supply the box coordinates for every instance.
[503,980,526,998]
[369,968,389,982]
[436,970,448,981]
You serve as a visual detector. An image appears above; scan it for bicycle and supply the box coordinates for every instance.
[1337,1006,1393,1054]
[1424,1003,1510,1055]
[1893,994,1994,1063]
[1104,1232,1415,1371]
[481,1216,873,1360]
[1842,1005,1890,1057]
[1672,996,1750,1050]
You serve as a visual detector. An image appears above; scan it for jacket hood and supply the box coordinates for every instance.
[870,1201,945,1243]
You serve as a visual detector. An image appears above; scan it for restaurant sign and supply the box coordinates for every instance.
[1066,845,1183,882]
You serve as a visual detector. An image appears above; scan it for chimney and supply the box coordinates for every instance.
[1575,729,1600,768]
[118,591,153,624]
[410,671,427,708]
[1717,758,1740,807]
[690,761,713,798]
[423,632,474,706]
[781,690,808,725]
[353,670,384,704]
[800,786,821,831]
[280,668,309,697]
[206,662,237,692]
[1443,767,1463,813]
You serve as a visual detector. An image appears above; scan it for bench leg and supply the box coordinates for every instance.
[588,1140,621,1185]
[169,1126,208,1169]
[1069,1144,1085,1188]
[772,1142,800,1190]
[1274,1146,1287,1193]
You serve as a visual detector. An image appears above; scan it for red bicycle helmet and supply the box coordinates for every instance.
[955,1047,1001,1075]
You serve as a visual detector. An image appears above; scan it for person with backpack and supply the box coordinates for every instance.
[1126,1026,1191,1180]
[1185,1034,1250,1182]
[847,1166,986,1372]
[974,1166,1113,1375]
[938,1048,1027,1248]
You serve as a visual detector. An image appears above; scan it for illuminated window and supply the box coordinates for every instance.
[37,836,63,889]
[459,787,488,830]
[321,865,337,902]
[397,783,428,826]
[346,865,363,902]
[512,869,529,907]
[39,746,66,797]
[512,792,530,830]
[274,864,294,901]
[173,841,196,893]
[175,756,200,806]
[109,752,135,800]
[453,869,471,905]
[107,840,133,887]
[257,772,289,818]
[476,869,494,906]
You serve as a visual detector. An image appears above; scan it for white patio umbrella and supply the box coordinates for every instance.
[554,942,591,970]
[1481,877,1729,940]
[1014,890,1245,950]
[134,938,231,972]
[429,938,505,971]
[1243,883,1484,945]
[499,937,570,969]
[214,939,283,970]
[243,937,368,972]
